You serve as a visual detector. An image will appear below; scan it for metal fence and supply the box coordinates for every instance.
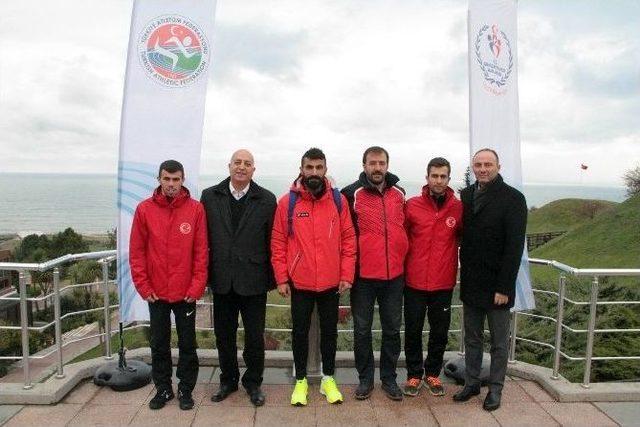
[0,251,638,390]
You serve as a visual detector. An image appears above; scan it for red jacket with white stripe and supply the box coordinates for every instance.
[341,172,409,280]
[129,187,208,302]
[271,177,357,292]
[404,186,462,292]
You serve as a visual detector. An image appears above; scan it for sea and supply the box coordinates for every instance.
[0,173,627,235]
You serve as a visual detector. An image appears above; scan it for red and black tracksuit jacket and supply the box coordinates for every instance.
[341,172,409,280]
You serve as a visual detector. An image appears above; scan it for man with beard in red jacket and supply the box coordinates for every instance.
[341,146,408,401]
[402,157,462,398]
[130,160,208,411]
[271,147,356,406]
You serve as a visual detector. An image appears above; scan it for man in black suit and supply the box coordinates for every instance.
[453,148,527,411]
[200,149,277,406]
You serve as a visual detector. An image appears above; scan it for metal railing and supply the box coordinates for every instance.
[1,251,639,389]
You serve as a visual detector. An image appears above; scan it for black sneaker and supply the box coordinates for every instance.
[178,389,195,410]
[149,388,174,410]
[354,381,374,400]
[381,381,403,401]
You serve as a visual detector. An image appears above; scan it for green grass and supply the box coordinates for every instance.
[527,198,617,234]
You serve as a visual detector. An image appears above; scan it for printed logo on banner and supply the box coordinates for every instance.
[138,15,210,87]
[475,24,513,95]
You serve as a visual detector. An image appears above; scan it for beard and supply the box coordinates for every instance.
[303,175,324,193]
[367,172,385,185]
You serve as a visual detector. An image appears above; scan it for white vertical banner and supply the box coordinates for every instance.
[468,0,535,310]
[117,0,217,321]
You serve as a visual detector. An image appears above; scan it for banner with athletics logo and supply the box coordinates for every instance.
[117,0,217,321]
[468,0,535,311]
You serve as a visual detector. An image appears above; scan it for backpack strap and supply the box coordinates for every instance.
[287,190,297,236]
[332,187,342,214]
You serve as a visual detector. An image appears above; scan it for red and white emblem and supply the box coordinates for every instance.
[179,222,192,234]
[445,216,457,228]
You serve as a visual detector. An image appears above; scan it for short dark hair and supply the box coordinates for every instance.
[362,146,389,164]
[473,148,500,164]
[301,147,326,166]
[427,157,451,176]
[158,159,184,178]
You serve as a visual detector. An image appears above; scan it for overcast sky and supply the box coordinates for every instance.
[0,0,638,186]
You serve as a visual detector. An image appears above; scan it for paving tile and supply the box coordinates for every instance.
[540,402,618,427]
[255,406,316,427]
[192,405,255,427]
[373,404,439,426]
[316,404,377,427]
[517,381,556,402]
[89,383,154,406]
[430,404,500,427]
[260,384,295,406]
[310,384,371,408]
[67,403,141,426]
[0,405,23,426]
[2,404,82,427]
[130,403,197,426]
[490,402,560,427]
[422,383,481,406]
[62,379,102,404]
[491,381,534,403]
[262,367,294,384]
[594,402,640,427]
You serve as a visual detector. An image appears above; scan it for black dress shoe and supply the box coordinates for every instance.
[452,386,480,402]
[246,386,266,407]
[178,389,195,410]
[483,392,501,411]
[211,383,239,402]
[354,381,374,400]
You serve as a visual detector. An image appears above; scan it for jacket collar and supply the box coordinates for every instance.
[357,171,400,191]
[212,177,262,199]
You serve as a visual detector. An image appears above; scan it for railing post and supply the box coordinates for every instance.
[508,311,518,363]
[53,268,64,378]
[101,261,113,360]
[458,305,465,355]
[582,276,599,388]
[19,271,33,389]
[306,306,322,381]
[552,274,566,379]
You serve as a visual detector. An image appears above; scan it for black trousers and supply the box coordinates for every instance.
[148,300,198,393]
[403,287,453,379]
[463,303,511,395]
[213,290,267,389]
[291,287,339,380]
[351,276,403,384]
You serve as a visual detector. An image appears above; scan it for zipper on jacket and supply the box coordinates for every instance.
[289,251,302,277]
[380,191,390,280]
[329,216,335,239]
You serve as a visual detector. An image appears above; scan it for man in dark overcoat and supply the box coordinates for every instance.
[200,149,277,406]
[453,148,527,411]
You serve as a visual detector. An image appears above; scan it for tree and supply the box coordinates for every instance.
[458,166,472,193]
[623,165,640,198]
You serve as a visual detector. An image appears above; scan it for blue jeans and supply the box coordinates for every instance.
[351,275,404,385]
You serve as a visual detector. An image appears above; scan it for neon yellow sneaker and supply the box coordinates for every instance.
[291,378,308,406]
[320,376,343,404]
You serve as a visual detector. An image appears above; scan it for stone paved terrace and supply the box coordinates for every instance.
[1,367,638,427]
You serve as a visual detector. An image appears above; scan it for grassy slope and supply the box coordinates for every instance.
[531,195,639,268]
[527,198,617,234]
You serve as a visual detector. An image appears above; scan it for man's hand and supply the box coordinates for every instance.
[184,296,195,303]
[494,292,509,305]
[277,282,290,298]
[338,280,352,294]
[146,292,159,303]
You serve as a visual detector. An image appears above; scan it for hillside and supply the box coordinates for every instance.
[531,195,639,268]
[527,198,617,234]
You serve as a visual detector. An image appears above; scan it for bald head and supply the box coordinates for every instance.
[229,149,256,190]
